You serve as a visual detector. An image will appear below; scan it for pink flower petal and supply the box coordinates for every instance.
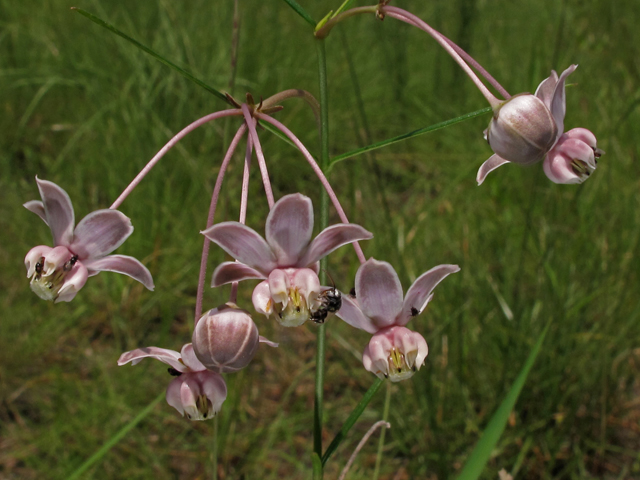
[534,70,558,110]
[211,262,265,287]
[299,224,373,267]
[83,254,154,290]
[252,280,273,316]
[23,200,47,225]
[55,262,89,303]
[35,177,75,247]
[24,245,52,277]
[356,259,404,329]
[336,293,379,334]
[476,154,510,185]
[202,222,276,274]
[550,64,577,138]
[399,264,460,325]
[180,343,206,372]
[265,193,313,266]
[117,346,187,372]
[70,209,133,261]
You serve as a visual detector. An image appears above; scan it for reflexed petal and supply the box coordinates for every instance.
[549,64,577,137]
[36,177,75,247]
[356,259,404,328]
[71,209,133,260]
[299,224,373,266]
[84,254,154,290]
[180,343,206,372]
[534,70,558,109]
[166,376,186,416]
[118,346,186,372]
[399,264,460,325]
[252,280,273,316]
[476,154,510,185]
[336,294,379,334]
[265,193,314,266]
[55,262,89,303]
[211,262,265,287]
[202,222,276,274]
[24,200,47,225]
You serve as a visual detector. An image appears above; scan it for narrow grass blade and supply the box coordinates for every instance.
[321,377,384,466]
[71,8,229,104]
[312,452,323,479]
[328,107,492,168]
[66,392,165,480]
[455,321,551,480]
[281,0,316,26]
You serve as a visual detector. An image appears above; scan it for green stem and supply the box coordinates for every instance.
[322,377,385,466]
[313,37,330,480]
[372,381,392,479]
[211,415,219,480]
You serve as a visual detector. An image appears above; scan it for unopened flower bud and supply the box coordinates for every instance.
[166,370,227,421]
[543,128,601,184]
[362,326,428,382]
[192,303,260,373]
[486,94,558,165]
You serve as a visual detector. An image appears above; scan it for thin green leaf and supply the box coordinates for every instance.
[321,377,384,466]
[280,0,316,26]
[328,107,492,169]
[67,391,165,480]
[455,321,551,480]
[71,8,229,104]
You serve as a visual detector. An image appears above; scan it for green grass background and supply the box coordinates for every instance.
[1,0,639,478]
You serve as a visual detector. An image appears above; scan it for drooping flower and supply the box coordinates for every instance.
[337,258,459,382]
[118,343,226,421]
[478,65,602,185]
[23,177,154,302]
[202,193,372,327]
[192,303,278,372]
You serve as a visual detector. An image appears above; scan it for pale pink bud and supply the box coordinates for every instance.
[166,371,227,421]
[485,94,558,166]
[543,128,601,184]
[192,303,260,373]
[362,326,428,382]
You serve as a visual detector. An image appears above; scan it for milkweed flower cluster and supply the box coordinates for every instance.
[20,1,603,433]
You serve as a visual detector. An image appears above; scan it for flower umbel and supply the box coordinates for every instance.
[24,178,154,302]
[478,65,603,185]
[118,343,226,421]
[338,258,459,382]
[202,193,372,327]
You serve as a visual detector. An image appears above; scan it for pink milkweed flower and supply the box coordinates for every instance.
[337,258,459,382]
[118,343,227,421]
[192,303,278,373]
[23,177,154,302]
[478,65,602,185]
[202,193,373,327]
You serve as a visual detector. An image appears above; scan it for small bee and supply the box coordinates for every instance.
[63,255,78,272]
[410,307,419,317]
[167,367,182,377]
[310,272,342,324]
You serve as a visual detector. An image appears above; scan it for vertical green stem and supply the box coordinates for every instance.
[372,381,392,480]
[211,415,219,480]
[313,37,330,480]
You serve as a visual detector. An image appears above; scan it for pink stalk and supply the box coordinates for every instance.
[382,6,502,109]
[241,104,275,209]
[385,7,510,99]
[338,421,391,480]
[256,113,367,265]
[110,109,243,210]
[194,124,247,322]
[229,133,253,305]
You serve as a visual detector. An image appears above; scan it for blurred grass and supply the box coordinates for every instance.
[1,0,639,479]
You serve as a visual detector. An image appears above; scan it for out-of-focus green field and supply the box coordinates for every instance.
[1,0,638,478]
